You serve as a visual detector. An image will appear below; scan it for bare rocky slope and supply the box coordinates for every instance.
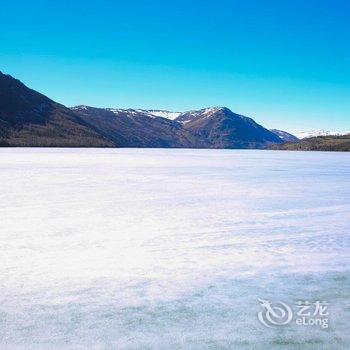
[0,71,114,147]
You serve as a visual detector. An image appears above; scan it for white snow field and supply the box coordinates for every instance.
[0,148,349,349]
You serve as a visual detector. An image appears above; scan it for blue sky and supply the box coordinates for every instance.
[1,0,349,132]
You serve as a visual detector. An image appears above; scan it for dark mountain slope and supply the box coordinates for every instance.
[176,107,283,149]
[0,72,114,147]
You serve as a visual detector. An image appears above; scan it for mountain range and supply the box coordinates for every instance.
[2,70,347,151]
[71,105,287,149]
[0,71,290,148]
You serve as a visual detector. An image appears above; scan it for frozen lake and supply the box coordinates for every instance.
[0,148,349,349]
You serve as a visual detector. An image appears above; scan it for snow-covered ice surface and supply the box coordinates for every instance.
[0,148,349,349]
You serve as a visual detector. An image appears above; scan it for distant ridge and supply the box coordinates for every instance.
[295,130,350,139]
[270,129,299,142]
[270,134,350,152]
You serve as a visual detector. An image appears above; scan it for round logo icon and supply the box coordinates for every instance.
[258,298,293,327]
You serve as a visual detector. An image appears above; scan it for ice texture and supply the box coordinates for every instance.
[0,148,349,349]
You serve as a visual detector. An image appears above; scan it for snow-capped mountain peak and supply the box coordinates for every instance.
[71,106,228,122]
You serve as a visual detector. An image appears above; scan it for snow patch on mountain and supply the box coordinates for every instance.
[71,105,88,110]
[107,108,142,116]
[145,110,182,120]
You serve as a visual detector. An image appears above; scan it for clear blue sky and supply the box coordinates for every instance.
[1,0,349,132]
